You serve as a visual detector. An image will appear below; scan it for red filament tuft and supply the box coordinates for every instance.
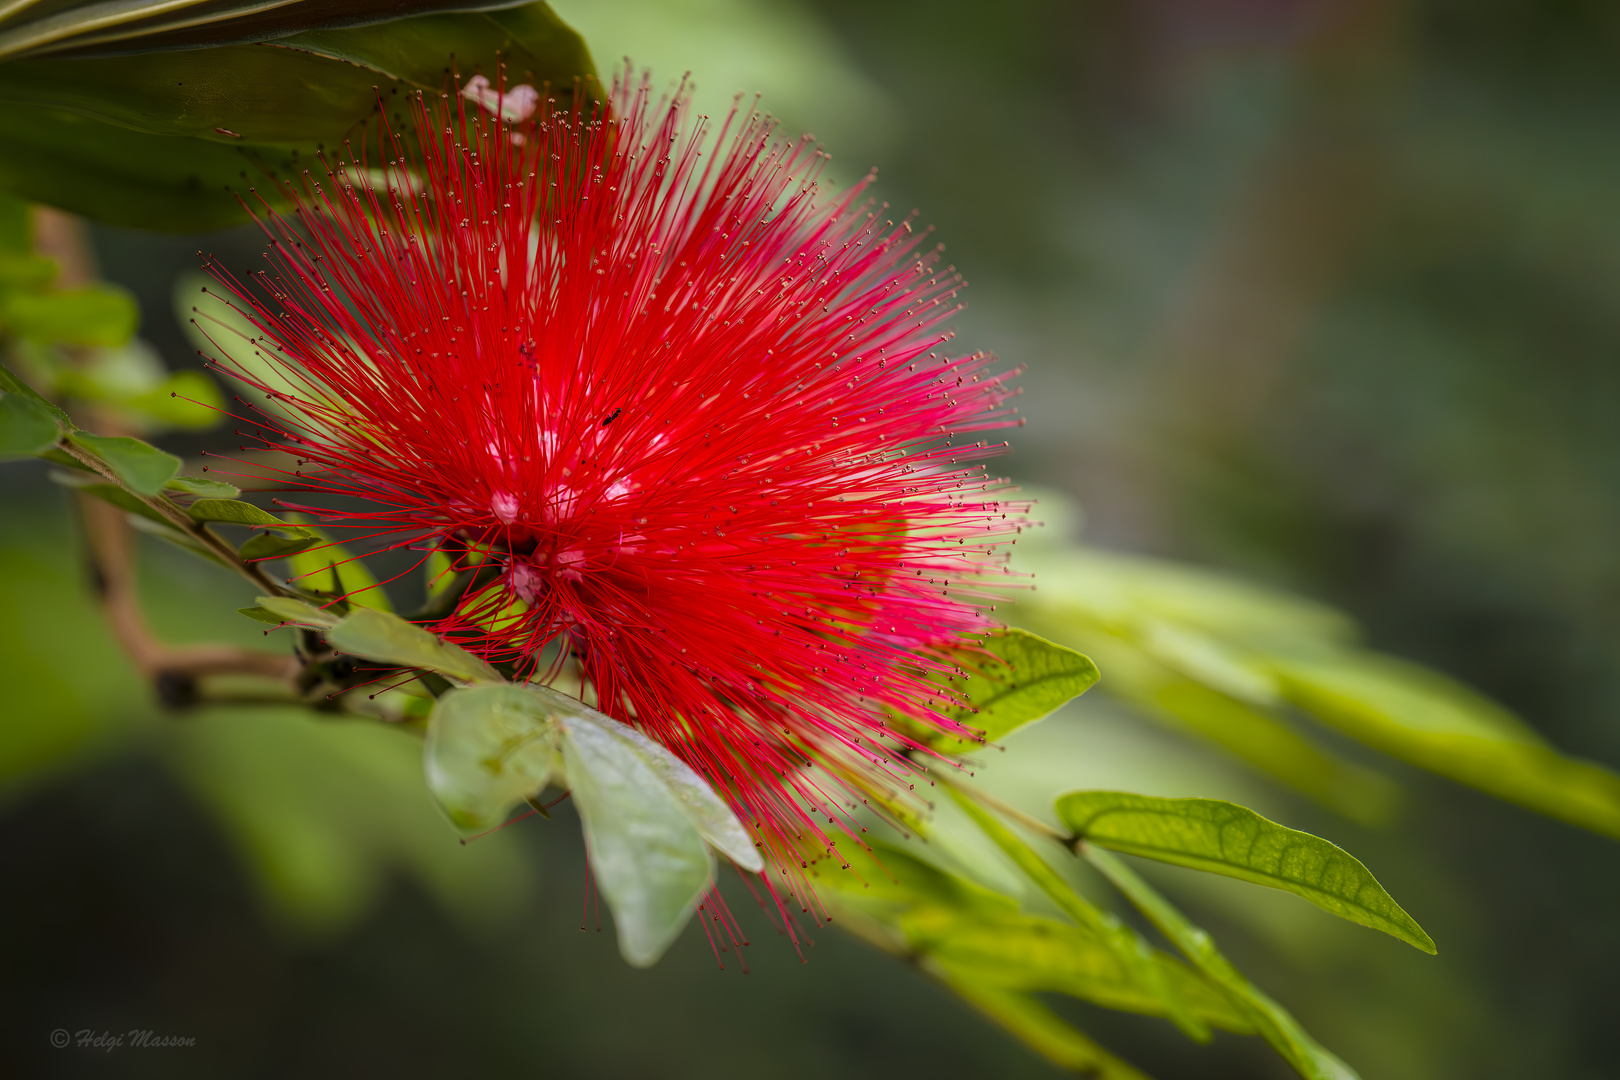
[205,65,1025,890]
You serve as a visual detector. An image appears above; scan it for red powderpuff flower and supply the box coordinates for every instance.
[205,70,1024,889]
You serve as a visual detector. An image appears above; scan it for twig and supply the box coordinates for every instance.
[35,207,301,705]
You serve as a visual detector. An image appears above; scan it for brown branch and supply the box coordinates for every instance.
[34,207,301,706]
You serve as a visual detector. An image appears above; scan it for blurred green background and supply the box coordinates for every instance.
[4,0,1619,1076]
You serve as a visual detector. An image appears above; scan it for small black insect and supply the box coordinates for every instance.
[601,407,622,426]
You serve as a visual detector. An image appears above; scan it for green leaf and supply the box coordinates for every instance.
[255,595,341,630]
[944,785,1212,1042]
[0,389,59,458]
[165,475,239,499]
[326,605,500,684]
[66,430,179,494]
[425,684,559,830]
[559,708,714,967]
[937,628,1100,750]
[1080,842,1361,1080]
[0,0,530,60]
[928,973,1153,1080]
[239,531,322,563]
[0,284,137,346]
[1055,791,1435,953]
[0,3,595,230]
[187,497,292,527]
[529,684,762,873]
[1013,546,1402,825]
[46,469,169,524]
[237,605,288,626]
[0,358,69,427]
[1272,652,1620,840]
[918,912,1253,1033]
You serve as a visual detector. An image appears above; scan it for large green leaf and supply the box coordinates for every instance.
[1081,842,1360,1080]
[1271,652,1620,840]
[559,708,715,967]
[1055,791,1435,953]
[425,684,558,830]
[0,3,595,229]
[326,605,499,684]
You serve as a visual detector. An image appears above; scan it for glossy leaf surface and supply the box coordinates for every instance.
[1056,791,1435,952]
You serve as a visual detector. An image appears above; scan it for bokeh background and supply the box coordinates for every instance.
[4,0,1619,1076]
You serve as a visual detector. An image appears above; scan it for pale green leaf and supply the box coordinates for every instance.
[528,685,762,873]
[255,595,341,630]
[326,606,500,684]
[0,388,59,458]
[1081,842,1361,1080]
[66,429,179,494]
[1273,652,1620,840]
[1056,791,1435,953]
[560,710,714,967]
[425,684,559,831]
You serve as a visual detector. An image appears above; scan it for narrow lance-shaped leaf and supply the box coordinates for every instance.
[187,497,302,528]
[326,606,500,684]
[1056,791,1435,953]
[1080,841,1361,1080]
[425,684,559,830]
[253,595,340,630]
